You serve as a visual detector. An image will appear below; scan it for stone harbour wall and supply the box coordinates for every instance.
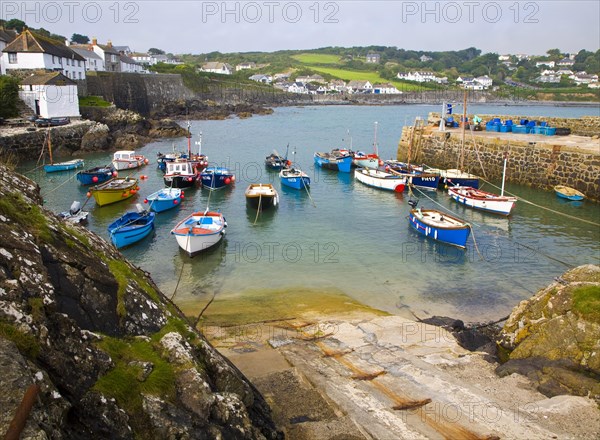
[428,112,600,137]
[397,126,600,201]
[0,121,99,162]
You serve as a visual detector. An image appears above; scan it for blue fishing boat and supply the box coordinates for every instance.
[144,188,183,213]
[314,150,353,172]
[408,208,471,249]
[108,207,156,248]
[280,167,310,190]
[200,167,235,190]
[425,168,479,189]
[76,166,115,185]
[385,161,440,190]
[45,159,84,173]
[554,185,585,201]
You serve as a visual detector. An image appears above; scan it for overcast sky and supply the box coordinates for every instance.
[3,1,599,55]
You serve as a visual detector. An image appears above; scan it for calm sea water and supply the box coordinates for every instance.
[20,104,600,322]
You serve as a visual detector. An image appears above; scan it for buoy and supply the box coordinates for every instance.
[379,160,384,166]
[86,191,92,198]
[122,192,127,197]
[173,199,179,204]
[231,175,236,182]
[144,158,149,164]
[130,189,137,195]
[92,176,99,183]
[180,192,185,199]
[140,175,147,180]
[394,184,405,193]
[224,178,231,185]
[112,171,118,177]
[188,177,193,182]
[144,199,148,204]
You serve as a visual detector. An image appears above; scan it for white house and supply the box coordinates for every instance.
[0,28,17,75]
[535,60,555,68]
[71,47,104,71]
[557,57,575,67]
[328,79,347,92]
[420,55,432,62]
[462,81,484,90]
[2,30,86,80]
[373,83,401,94]
[346,80,373,93]
[249,74,272,84]
[119,54,143,73]
[113,45,131,55]
[397,71,445,83]
[287,82,307,94]
[573,74,598,85]
[366,53,380,63]
[236,62,256,71]
[498,55,511,61]
[83,39,121,72]
[200,62,233,75]
[474,75,493,88]
[19,72,80,118]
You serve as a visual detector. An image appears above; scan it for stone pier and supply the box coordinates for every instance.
[397,116,600,201]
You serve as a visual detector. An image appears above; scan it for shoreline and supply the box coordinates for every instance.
[197,291,599,439]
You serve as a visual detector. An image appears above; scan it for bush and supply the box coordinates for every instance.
[0,76,20,118]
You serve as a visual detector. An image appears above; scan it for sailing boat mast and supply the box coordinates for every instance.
[373,122,379,157]
[501,152,508,196]
[460,89,467,171]
[186,121,192,157]
[47,128,54,165]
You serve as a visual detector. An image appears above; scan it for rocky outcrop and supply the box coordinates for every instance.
[497,265,600,400]
[0,164,280,439]
[80,107,188,150]
[153,99,274,120]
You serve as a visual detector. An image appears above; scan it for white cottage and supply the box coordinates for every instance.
[19,72,80,118]
[2,30,86,80]
[71,47,104,71]
[200,62,233,75]
[0,28,17,75]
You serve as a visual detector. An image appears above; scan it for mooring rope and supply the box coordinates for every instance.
[253,191,262,225]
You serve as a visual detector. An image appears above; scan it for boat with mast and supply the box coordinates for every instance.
[447,152,517,216]
[41,129,84,172]
[354,122,381,169]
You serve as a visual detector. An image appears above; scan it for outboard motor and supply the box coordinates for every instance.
[69,200,81,214]
[136,203,145,213]
[408,198,419,209]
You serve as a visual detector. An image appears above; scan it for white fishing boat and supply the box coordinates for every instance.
[112,150,148,171]
[171,210,227,256]
[354,168,406,192]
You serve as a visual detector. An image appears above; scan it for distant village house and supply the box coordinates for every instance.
[19,72,80,118]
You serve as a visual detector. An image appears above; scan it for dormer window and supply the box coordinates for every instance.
[8,53,17,64]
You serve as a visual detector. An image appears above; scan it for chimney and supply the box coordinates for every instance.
[92,37,97,46]
[107,40,112,48]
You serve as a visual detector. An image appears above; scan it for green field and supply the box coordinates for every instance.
[305,66,429,91]
[291,53,342,64]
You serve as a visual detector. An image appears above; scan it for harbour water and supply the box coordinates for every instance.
[20,104,600,322]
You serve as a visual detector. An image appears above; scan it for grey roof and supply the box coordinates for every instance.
[71,47,102,60]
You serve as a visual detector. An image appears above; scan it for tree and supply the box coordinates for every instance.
[71,33,89,44]
[0,76,20,118]
[5,19,25,32]
[546,48,562,59]
[148,48,165,55]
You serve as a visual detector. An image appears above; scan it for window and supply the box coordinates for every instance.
[52,55,55,64]
[66,58,70,66]
[78,72,82,80]
[8,53,17,64]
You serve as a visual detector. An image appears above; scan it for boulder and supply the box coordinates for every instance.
[497,265,600,400]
